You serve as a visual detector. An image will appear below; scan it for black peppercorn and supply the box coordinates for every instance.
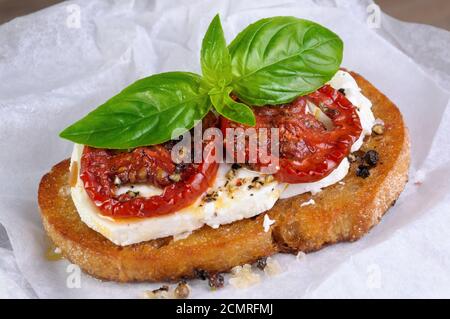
[363,150,379,167]
[208,273,224,289]
[256,257,267,270]
[356,165,371,178]
[231,163,242,170]
[194,269,209,280]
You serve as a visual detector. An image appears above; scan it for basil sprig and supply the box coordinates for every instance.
[201,14,256,126]
[60,15,343,148]
[200,15,232,91]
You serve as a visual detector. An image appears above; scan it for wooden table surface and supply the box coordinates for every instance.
[377,0,450,30]
[0,0,449,30]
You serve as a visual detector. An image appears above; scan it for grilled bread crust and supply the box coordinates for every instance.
[38,72,410,282]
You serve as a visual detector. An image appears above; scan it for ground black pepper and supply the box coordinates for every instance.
[194,269,209,280]
[256,257,267,270]
[208,273,224,289]
[363,150,379,167]
[231,163,242,170]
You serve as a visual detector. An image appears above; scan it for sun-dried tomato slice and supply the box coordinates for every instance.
[221,85,362,183]
[80,114,219,218]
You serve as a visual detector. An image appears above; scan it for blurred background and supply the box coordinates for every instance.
[0,0,449,30]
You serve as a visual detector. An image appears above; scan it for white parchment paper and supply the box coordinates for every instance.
[0,0,449,298]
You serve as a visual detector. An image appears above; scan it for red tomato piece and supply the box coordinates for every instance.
[221,85,362,183]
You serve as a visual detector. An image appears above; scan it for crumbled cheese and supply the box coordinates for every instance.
[169,173,181,182]
[263,214,275,232]
[54,247,62,254]
[300,198,315,207]
[264,257,282,277]
[338,181,346,185]
[225,168,235,180]
[114,176,122,186]
[173,231,192,241]
[264,175,274,183]
[296,251,306,262]
[229,264,261,288]
[413,169,426,186]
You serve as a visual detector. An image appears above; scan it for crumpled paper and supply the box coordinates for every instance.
[0,0,449,298]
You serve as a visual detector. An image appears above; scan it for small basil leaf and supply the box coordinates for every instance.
[59,72,210,149]
[201,14,232,90]
[210,87,256,126]
[229,16,343,105]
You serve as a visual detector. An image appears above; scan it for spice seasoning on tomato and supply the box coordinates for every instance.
[221,85,362,183]
[80,141,219,218]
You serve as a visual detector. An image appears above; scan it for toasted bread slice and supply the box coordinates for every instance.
[38,72,410,282]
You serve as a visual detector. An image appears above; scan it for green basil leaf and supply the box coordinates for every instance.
[210,87,256,126]
[229,16,343,105]
[59,72,210,149]
[201,14,232,90]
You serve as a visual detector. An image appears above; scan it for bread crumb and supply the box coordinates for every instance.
[372,118,385,135]
[45,243,64,261]
[114,176,122,186]
[143,285,170,299]
[372,124,385,135]
[338,181,345,185]
[300,198,315,207]
[229,264,260,288]
[264,257,282,277]
[174,281,190,299]
[263,214,275,232]
[296,251,306,262]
